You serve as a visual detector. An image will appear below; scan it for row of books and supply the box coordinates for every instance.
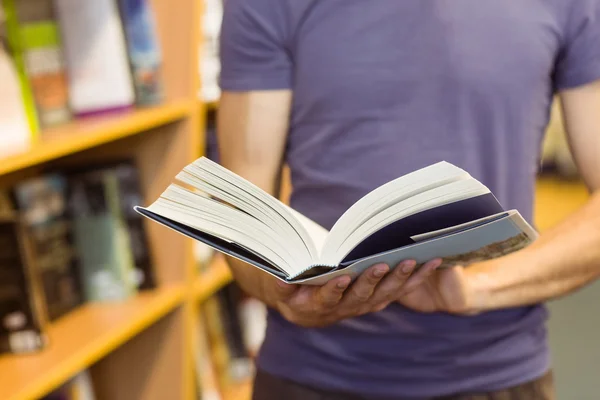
[0,160,155,355]
[195,276,266,399]
[0,0,164,157]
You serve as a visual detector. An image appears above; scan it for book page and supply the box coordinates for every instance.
[322,161,470,261]
[188,158,319,260]
[323,179,493,265]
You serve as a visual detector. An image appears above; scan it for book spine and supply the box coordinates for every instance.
[104,171,138,297]
[1,0,39,140]
[113,163,156,290]
[20,21,72,127]
[0,41,32,157]
[118,0,164,106]
[13,175,83,321]
[0,217,47,355]
[202,295,234,393]
[54,0,135,115]
[67,169,137,302]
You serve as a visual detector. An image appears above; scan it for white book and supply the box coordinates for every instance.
[0,44,31,157]
[136,157,538,285]
[55,0,135,115]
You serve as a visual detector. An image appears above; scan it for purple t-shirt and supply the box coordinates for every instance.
[219,1,600,397]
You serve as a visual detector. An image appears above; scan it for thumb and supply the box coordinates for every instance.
[273,278,297,299]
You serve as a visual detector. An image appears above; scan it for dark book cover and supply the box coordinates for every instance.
[0,217,47,354]
[12,174,83,321]
[112,162,156,290]
[66,167,138,302]
[62,160,156,291]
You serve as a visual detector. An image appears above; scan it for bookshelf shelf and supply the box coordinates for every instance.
[194,255,234,302]
[223,378,253,400]
[0,286,185,400]
[0,100,192,177]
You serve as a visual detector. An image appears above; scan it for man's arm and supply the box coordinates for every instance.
[217,90,441,326]
[217,90,294,308]
[466,80,600,311]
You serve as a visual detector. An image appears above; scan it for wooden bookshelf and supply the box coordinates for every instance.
[0,0,205,398]
[194,255,233,302]
[0,286,185,400]
[0,0,591,396]
[534,176,590,232]
[223,378,253,400]
[0,100,192,177]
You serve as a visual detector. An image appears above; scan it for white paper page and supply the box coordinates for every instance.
[285,206,330,256]
[160,185,309,268]
[194,158,319,259]
[322,161,471,260]
[327,179,489,265]
[148,200,299,275]
[176,168,303,253]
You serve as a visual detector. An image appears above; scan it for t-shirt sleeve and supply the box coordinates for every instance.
[554,1,600,90]
[219,0,292,91]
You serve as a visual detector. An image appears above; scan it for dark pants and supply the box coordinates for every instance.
[252,369,555,400]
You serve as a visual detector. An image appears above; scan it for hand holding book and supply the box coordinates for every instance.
[258,258,444,328]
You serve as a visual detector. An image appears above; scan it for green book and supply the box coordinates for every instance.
[2,0,71,131]
[68,169,137,302]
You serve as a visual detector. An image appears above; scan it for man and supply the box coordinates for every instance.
[216,1,600,399]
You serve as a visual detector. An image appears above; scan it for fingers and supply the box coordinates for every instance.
[315,275,352,309]
[398,258,442,296]
[369,259,417,305]
[343,263,389,305]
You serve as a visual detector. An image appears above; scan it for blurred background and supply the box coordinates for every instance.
[0,0,596,399]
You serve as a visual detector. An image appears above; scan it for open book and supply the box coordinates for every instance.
[135,157,538,285]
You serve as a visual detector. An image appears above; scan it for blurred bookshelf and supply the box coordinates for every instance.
[0,101,192,177]
[0,0,591,399]
[194,255,233,303]
[0,0,249,399]
[0,286,184,400]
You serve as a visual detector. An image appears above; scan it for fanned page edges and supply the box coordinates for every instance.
[134,157,539,283]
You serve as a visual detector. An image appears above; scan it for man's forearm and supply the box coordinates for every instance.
[225,256,283,309]
[468,190,600,311]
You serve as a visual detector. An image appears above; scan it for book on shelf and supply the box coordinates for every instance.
[136,157,539,285]
[109,161,156,290]
[201,290,252,395]
[0,214,48,355]
[194,311,223,400]
[1,0,40,138]
[13,174,83,321]
[66,163,145,302]
[118,0,164,106]
[4,0,71,129]
[215,284,253,381]
[198,0,222,102]
[0,39,32,157]
[54,0,135,116]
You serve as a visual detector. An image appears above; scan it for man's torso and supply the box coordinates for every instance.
[237,1,574,397]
